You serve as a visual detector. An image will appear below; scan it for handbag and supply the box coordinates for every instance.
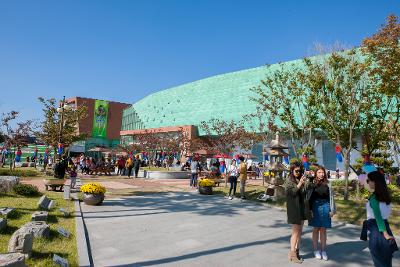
[329,181,337,214]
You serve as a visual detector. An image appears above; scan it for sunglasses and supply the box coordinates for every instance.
[294,170,301,173]
[366,179,370,184]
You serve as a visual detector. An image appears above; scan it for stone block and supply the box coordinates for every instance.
[48,200,55,210]
[21,221,50,238]
[57,227,70,238]
[53,254,68,267]
[38,196,54,210]
[0,176,19,193]
[0,253,26,267]
[8,229,33,258]
[31,211,48,222]
[0,208,15,218]
[63,185,70,200]
[0,218,7,231]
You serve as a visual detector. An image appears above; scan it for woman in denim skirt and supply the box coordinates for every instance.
[309,166,333,261]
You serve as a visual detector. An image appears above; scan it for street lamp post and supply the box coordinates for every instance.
[57,96,66,161]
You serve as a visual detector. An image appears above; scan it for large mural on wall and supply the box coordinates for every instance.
[92,100,109,138]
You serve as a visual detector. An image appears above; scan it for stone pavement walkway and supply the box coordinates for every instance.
[81,191,400,267]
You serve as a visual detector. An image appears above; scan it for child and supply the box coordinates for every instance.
[70,166,77,188]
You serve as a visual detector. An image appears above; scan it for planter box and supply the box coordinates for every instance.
[199,186,213,195]
[83,193,105,205]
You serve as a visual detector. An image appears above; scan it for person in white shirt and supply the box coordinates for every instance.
[227,160,239,200]
[362,170,398,267]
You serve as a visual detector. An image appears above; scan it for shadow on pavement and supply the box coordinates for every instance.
[83,192,266,219]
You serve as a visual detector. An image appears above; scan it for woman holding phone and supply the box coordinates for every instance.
[284,162,311,263]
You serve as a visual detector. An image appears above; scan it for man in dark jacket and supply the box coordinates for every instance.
[134,156,141,178]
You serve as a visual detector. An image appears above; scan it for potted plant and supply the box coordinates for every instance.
[80,183,106,205]
[198,179,215,195]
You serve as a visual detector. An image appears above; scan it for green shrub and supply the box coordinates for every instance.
[0,169,39,177]
[13,184,40,196]
[388,184,400,203]
[331,180,346,187]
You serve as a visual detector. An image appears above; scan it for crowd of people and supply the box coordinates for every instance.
[284,161,398,266]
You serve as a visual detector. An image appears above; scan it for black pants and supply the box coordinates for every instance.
[134,167,139,178]
[127,167,133,178]
[229,176,238,196]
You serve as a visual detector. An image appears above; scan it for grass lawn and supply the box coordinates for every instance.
[0,191,77,266]
[0,167,40,177]
[213,183,400,236]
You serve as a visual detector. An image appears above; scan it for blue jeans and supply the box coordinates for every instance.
[368,219,396,267]
[190,173,198,187]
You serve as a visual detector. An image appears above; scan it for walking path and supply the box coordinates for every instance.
[81,191,400,267]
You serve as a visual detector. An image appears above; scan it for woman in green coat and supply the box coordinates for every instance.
[284,162,311,264]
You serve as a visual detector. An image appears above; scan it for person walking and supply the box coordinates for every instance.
[117,157,125,175]
[309,166,333,261]
[190,157,201,188]
[69,165,77,188]
[134,155,141,178]
[126,156,134,178]
[227,159,239,199]
[284,162,311,264]
[238,156,247,199]
[361,170,398,267]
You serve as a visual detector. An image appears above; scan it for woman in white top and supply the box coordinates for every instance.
[363,171,398,267]
[227,160,239,200]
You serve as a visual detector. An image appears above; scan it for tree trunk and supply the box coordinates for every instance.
[344,151,351,201]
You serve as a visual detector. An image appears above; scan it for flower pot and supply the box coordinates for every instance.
[83,193,105,205]
[199,185,213,195]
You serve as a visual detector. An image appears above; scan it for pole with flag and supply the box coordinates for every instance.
[302,154,310,170]
[57,143,63,155]
[335,144,343,162]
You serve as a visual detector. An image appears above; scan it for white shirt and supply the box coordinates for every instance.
[228,165,238,176]
[366,200,392,220]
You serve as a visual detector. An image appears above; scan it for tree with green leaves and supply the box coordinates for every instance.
[300,49,374,200]
[36,98,88,158]
[250,63,318,161]
[200,119,258,156]
[360,14,400,158]
[0,111,33,169]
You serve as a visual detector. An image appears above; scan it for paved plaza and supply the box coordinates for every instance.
[81,191,400,267]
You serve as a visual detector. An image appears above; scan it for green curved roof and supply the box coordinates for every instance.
[122,59,301,136]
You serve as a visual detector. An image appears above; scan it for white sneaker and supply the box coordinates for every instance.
[228,196,233,200]
[321,251,328,261]
[314,250,322,260]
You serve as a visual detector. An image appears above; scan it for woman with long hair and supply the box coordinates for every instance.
[227,159,239,200]
[364,170,397,267]
[309,166,332,261]
[284,162,310,263]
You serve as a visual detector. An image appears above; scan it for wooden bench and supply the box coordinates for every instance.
[44,179,66,191]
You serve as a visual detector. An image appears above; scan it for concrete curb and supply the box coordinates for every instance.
[73,193,93,267]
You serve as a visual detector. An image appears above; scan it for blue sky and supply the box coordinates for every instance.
[0,0,399,123]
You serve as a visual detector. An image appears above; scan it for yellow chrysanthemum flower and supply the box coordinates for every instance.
[80,183,106,194]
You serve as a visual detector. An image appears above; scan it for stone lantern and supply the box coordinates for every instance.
[263,133,289,201]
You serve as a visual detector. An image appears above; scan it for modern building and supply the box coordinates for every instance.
[65,97,130,153]
[120,60,360,170]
